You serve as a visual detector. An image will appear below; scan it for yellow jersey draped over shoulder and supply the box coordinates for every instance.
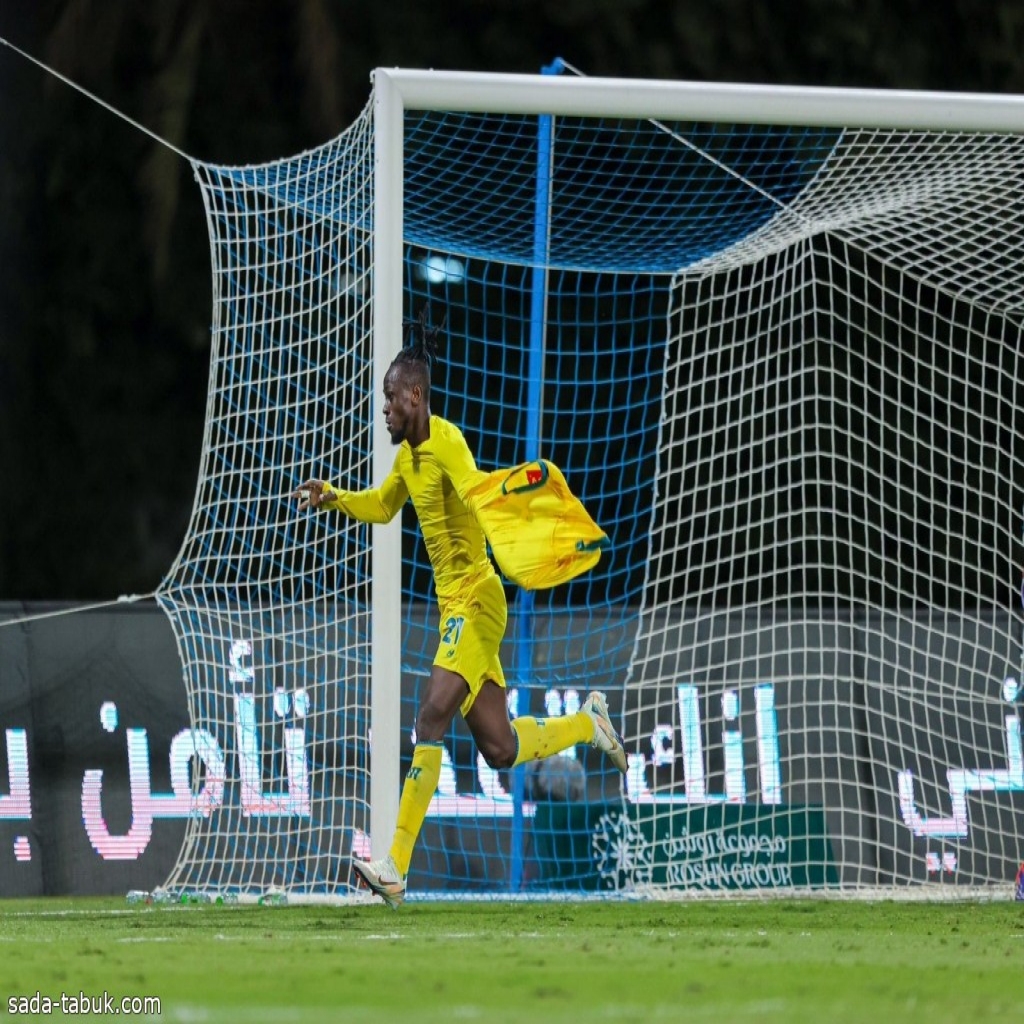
[320,415,492,601]
[464,460,609,590]
[318,418,609,598]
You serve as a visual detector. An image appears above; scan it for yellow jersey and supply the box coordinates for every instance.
[464,459,608,590]
[320,415,492,601]
[319,415,608,597]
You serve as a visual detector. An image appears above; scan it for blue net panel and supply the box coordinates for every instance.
[405,110,838,271]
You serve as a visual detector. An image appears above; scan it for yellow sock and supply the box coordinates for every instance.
[511,713,594,767]
[389,742,442,877]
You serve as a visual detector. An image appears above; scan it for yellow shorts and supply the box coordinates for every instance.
[434,572,508,717]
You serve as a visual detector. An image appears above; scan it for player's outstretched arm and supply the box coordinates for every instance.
[293,459,409,523]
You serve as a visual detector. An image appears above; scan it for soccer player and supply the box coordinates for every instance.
[295,311,626,909]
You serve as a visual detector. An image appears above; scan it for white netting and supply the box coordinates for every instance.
[156,76,1023,900]
[625,128,1023,893]
[157,103,375,898]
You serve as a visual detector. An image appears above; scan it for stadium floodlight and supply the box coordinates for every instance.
[156,67,1024,901]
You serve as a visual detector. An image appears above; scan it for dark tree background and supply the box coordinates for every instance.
[2,0,1024,600]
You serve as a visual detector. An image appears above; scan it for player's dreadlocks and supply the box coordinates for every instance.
[390,304,446,399]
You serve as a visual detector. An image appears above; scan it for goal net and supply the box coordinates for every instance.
[157,70,1024,901]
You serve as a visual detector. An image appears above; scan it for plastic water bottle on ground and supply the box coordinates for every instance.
[258,891,288,907]
[126,890,151,904]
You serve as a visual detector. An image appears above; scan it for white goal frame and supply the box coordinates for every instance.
[369,67,1024,859]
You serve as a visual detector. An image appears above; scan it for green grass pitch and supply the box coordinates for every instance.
[1,897,1021,1022]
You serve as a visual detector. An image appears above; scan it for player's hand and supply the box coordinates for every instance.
[294,480,328,511]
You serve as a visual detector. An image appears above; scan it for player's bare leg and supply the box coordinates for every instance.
[415,666,471,742]
[464,679,519,767]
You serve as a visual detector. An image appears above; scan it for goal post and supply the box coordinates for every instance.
[370,75,404,862]
[157,67,1024,901]
[374,68,1024,131]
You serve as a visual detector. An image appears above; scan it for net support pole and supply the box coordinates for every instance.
[510,58,562,892]
[369,69,403,860]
